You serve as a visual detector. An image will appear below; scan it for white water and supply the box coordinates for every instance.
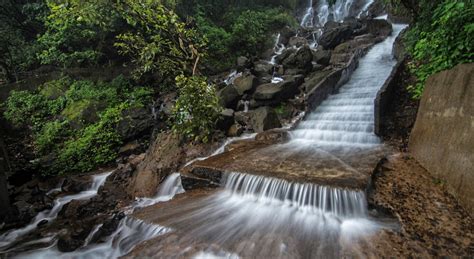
[12,172,185,258]
[290,22,407,149]
[0,171,112,250]
[224,70,242,85]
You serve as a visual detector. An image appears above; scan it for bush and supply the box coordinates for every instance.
[172,75,221,142]
[404,0,474,98]
[3,76,153,175]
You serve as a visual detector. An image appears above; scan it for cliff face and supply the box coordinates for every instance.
[409,63,474,216]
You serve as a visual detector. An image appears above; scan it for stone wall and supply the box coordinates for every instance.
[374,59,405,136]
[409,63,474,216]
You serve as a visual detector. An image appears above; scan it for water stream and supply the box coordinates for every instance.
[0,172,112,251]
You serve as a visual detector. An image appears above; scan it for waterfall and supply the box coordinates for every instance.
[131,172,185,209]
[224,70,242,85]
[291,22,408,148]
[0,171,112,250]
[224,172,368,218]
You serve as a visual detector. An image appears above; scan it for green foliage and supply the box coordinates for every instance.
[55,103,127,174]
[172,75,221,142]
[115,0,206,83]
[196,7,296,71]
[4,76,153,175]
[37,1,117,67]
[402,0,473,98]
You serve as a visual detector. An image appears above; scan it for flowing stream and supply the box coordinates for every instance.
[0,172,112,251]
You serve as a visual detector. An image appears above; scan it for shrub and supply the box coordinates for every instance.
[404,0,474,98]
[172,75,221,142]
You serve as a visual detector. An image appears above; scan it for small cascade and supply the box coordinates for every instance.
[0,171,112,250]
[269,33,285,65]
[11,173,184,258]
[17,218,169,259]
[224,172,367,218]
[132,172,185,209]
[224,70,242,85]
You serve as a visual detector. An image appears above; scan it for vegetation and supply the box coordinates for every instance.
[389,0,474,98]
[3,76,152,174]
[172,75,221,143]
[0,0,296,175]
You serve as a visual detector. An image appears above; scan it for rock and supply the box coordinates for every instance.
[117,107,153,141]
[227,124,244,137]
[284,68,306,76]
[128,131,184,197]
[279,26,296,45]
[233,72,257,95]
[393,27,409,61]
[253,78,299,103]
[288,37,308,48]
[58,235,83,252]
[249,107,282,133]
[37,219,49,227]
[302,70,333,93]
[409,63,474,217]
[119,141,141,156]
[255,129,289,143]
[275,48,297,64]
[216,109,235,132]
[236,56,250,69]
[218,85,240,109]
[234,111,251,126]
[363,19,392,38]
[312,48,332,66]
[252,61,274,77]
[318,24,353,49]
[282,46,313,71]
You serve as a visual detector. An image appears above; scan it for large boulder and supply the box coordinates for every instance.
[253,61,274,77]
[409,63,474,217]
[275,48,297,64]
[312,48,332,66]
[216,109,235,132]
[249,107,282,133]
[253,77,300,103]
[218,85,240,109]
[318,23,354,49]
[363,19,392,38]
[233,72,257,95]
[282,45,313,71]
[128,132,183,197]
[288,37,309,48]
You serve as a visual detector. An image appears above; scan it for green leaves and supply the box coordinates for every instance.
[172,75,221,143]
[405,0,474,98]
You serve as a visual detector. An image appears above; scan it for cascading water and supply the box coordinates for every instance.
[0,171,112,250]
[130,172,380,258]
[290,22,407,149]
[9,172,185,258]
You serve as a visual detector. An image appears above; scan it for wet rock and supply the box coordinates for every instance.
[312,48,332,66]
[302,70,333,93]
[234,111,251,126]
[236,56,250,69]
[363,19,392,38]
[253,77,299,103]
[279,26,296,45]
[227,124,244,137]
[248,107,282,133]
[284,68,306,76]
[37,219,49,227]
[275,48,297,64]
[216,109,235,132]
[282,45,313,72]
[58,235,83,252]
[62,177,90,194]
[255,129,289,144]
[252,61,273,77]
[117,107,153,141]
[217,85,240,109]
[233,72,257,95]
[318,23,353,49]
[119,141,141,156]
[393,27,409,61]
[288,37,308,48]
